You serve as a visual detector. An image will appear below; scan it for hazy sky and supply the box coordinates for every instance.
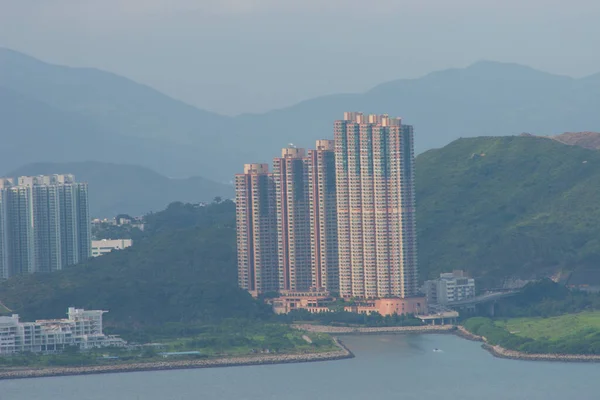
[1,0,599,115]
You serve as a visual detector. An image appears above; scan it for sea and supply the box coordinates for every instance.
[1,334,599,400]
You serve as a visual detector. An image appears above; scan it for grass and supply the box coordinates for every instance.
[0,328,338,370]
[496,311,600,341]
[157,327,338,358]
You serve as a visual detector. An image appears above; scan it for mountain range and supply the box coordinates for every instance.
[2,48,600,182]
[7,162,233,217]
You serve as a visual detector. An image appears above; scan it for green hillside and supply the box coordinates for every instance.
[3,136,600,327]
[417,135,600,284]
[0,201,270,330]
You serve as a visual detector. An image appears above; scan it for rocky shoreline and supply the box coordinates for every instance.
[0,338,354,381]
[4,324,600,380]
[483,344,600,363]
[455,326,600,363]
[293,324,455,335]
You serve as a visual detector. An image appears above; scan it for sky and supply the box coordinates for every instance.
[1,0,599,115]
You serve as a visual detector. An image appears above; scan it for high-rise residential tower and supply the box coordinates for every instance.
[2,184,35,277]
[335,112,418,299]
[307,140,339,293]
[273,146,312,292]
[235,164,279,296]
[0,174,91,279]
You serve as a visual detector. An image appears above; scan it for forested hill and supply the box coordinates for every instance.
[417,135,600,284]
[0,201,271,329]
[3,136,600,325]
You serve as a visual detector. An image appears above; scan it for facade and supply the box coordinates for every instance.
[235,164,279,296]
[235,112,423,314]
[0,175,91,279]
[273,146,312,292]
[0,307,126,355]
[91,239,133,257]
[271,292,334,314]
[271,296,426,316]
[307,140,339,293]
[334,112,418,299]
[1,183,35,277]
[344,298,426,316]
[424,271,476,307]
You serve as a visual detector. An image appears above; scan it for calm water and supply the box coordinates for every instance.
[2,334,600,400]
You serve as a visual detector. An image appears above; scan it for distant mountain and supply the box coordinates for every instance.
[550,132,600,150]
[243,61,600,161]
[2,48,600,181]
[417,135,600,286]
[8,162,233,217]
[0,48,236,179]
[0,48,227,143]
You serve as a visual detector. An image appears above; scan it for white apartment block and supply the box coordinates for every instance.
[424,271,476,306]
[0,174,91,279]
[92,239,133,257]
[0,307,125,355]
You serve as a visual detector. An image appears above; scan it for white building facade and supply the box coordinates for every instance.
[0,175,91,279]
[0,307,125,355]
[91,239,133,257]
[424,271,476,307]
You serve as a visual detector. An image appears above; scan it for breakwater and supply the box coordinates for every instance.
[0,338,353,381]
[293,324,455,335]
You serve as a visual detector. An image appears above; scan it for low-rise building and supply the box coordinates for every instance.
[0,307,125,355]
[344,297,427,316]
[424,270,476,309]
[91,239,133,257]
[271,291,333,314]
[270,292,427,316]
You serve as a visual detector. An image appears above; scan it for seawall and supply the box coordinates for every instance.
[0,338,353,381]
[293,324,455,335]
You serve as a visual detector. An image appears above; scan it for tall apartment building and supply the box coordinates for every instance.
[273,146,312,292]
[0,175,91,279]
[335,112,418,299]
[307,140,339,292]
[1,181,35,277]
[236,142,340,297]
[235,164,279,296]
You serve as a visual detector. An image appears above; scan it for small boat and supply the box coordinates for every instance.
[433,348,442,352]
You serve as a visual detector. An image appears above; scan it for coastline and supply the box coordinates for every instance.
[0,337,353,381]
[299,323,600,363]
[293,324,455,335]
[4,323,600,381]
[454,326,600,363]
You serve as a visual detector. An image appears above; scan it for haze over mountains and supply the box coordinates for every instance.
[8,162,233,217]
[2,48,600,182]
